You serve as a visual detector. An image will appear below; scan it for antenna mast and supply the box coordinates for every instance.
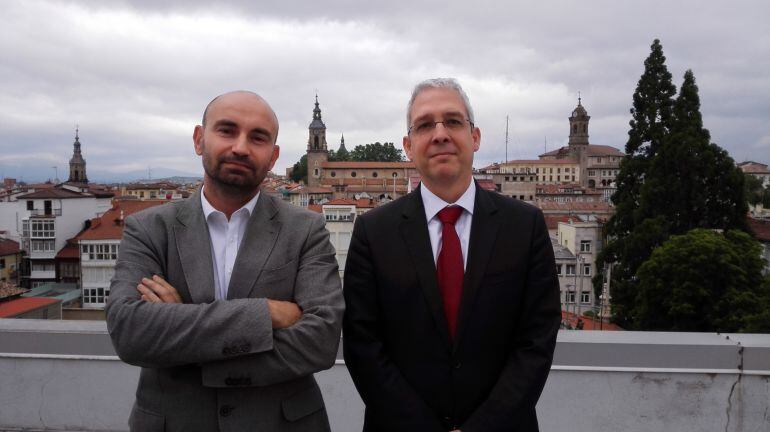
[505,115,509,164]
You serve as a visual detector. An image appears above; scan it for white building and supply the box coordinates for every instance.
[16,184,113,288]
[554,220,603,317]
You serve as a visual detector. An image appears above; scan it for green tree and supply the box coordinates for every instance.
[350,142,404,162]
[334,145,351,161]
[597,43,749,329]
[289,154,307,184]
[599,39,677,328]
[634,229,769,332]
[745,174,765,207]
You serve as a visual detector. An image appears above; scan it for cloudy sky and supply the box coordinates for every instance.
[1,0,768,182]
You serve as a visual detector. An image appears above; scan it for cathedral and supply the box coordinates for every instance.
[303,97,417,201]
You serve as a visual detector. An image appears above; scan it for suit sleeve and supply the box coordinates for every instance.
[199,214,344,387]
[461,209,561,432]
[106,214,275,369]
[343,216,446,431]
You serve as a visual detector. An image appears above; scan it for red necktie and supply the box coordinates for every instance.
[436,206,464,340]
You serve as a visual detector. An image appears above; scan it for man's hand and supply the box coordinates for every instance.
[267,300,302,329]
[137,275,182,304]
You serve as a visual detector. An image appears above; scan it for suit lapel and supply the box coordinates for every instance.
[174,189,216,304]
[399,187,452,347]
[227,193,281,300]
[454,186,499,352]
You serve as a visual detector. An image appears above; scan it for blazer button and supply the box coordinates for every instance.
[220,405,234,417]
[454,361,462,369]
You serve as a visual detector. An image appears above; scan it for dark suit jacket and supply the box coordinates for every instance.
[106,190,344,432]
[343,184,560,432]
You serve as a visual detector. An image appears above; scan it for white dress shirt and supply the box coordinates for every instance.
[420,181,476,270]
[200,187,260,300]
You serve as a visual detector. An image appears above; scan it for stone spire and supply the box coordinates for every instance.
[68,127,88,184]
[568,96,590,146]
[339,133,347,152]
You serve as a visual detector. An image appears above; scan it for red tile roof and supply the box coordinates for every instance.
[287,187,334,194]
[307,205,322,213]
[0,297,60,318]
[475,179,497,191]
[562,311,623,331]
[544,215,583,230]
[76,200,168,241]
[748,217,770,242]
[502,159,579,165]
[0,238,21,256]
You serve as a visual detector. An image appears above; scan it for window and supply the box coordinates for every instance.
[83,287,110,304]
[27,201,34,211]
[31,239,55,252]
[566,291,576,303]
[580,240,591,253]
[330,171,336,177]
[392,172,398,178]
[351,172,357,178]
[583,264,591,276]
[566,264,576,275]
[83,244,119,260]
[31,220,55,238]
[0,259,5,269]
[580,291,591,304]
[372,172,378,178]
[555,264,562,276]
[314,168,319,176]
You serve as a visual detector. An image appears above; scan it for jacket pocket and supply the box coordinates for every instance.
[129,404,165,432]
[281,384,324,422]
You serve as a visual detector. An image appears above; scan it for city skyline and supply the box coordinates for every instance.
[1,1,769,182]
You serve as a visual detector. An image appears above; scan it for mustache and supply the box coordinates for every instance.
[219,155,255,170]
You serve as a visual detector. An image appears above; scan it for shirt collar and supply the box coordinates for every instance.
[200,186,260,220]
[420,180,476,222]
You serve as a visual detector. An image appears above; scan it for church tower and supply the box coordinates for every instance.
[568,96,590,147]
[68,127,89,184]
[306,95,328,186]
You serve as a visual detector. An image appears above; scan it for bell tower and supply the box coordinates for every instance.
[306,95,328,186]
[568,96,590,147]
[68,127,89,184]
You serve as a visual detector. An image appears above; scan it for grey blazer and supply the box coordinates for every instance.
[106,189,344,432]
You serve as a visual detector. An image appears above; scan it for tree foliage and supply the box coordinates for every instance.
[634,229,770,332]
[289,154,307,184]
[597,40,750,330]
[349,142,404,162]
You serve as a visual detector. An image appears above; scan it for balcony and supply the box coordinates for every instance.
[0,320,768,431]
[30,208,62,217]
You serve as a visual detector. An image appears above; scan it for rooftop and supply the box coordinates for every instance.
[0,320,768,431]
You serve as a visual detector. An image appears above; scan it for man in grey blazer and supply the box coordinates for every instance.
[106,91,344,431]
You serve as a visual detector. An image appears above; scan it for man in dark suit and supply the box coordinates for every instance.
[343,78,560,431]
[106,91,344,431]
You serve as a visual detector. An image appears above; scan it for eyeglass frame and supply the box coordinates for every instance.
[407,117,475,136]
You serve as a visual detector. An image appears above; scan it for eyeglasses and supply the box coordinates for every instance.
[408,118,474,136]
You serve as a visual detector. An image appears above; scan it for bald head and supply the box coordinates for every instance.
[201,91,279,139]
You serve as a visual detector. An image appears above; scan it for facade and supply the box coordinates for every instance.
[120,182,188,200]
[478,99,623,202]
[555,220,603,317]
[17,185,113,288]
[0,237,22,285]
[75,199,168,309]
[739,161,770,187]
[302,96,418,201]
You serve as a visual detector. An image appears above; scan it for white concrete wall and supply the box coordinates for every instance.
[1,322,769,432]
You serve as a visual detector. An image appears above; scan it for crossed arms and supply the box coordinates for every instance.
[105,210,344,387]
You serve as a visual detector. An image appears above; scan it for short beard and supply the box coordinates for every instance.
[200,142,265,199]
